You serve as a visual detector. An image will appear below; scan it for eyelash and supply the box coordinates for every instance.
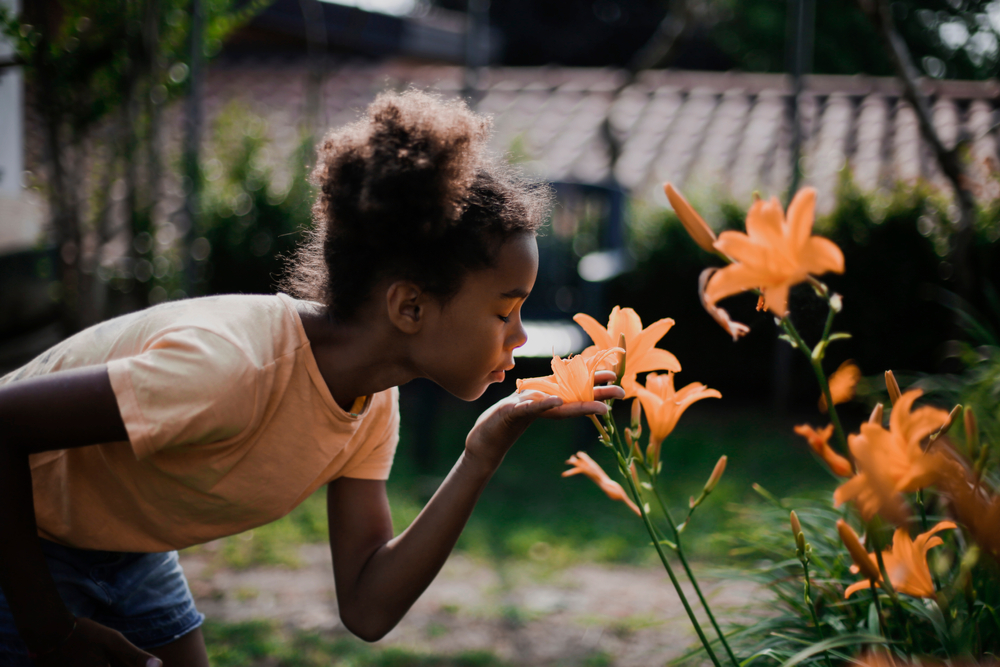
[499,314,511,324]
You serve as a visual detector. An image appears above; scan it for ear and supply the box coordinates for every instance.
[385,281,426,334]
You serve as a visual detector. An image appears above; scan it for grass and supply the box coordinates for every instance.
[203,619,509,667]
[188,383,837,570]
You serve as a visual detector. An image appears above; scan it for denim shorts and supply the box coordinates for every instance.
[0,538,204,665]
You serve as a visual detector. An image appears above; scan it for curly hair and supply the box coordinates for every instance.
[281,89,553,321]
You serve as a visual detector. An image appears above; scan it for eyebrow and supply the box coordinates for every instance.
[500,288,530,300]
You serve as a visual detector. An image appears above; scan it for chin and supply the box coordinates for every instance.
[445,380,491,402]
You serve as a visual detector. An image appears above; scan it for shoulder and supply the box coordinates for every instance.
[132,294,306,368]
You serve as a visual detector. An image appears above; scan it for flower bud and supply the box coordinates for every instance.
[630,461,640,487]
[625,429,643,462]
[646,437,662,472]
[631,398,642,434]
[790,510,802,540]
[868,403,884,425]
[836,519,881,582]
[885,370,901,406]
[704,456,727,494]
[795,531,807,556]
[965,407,979,458]
[664,183,717,254]
[939,404,961,436]
[830,293,843,313]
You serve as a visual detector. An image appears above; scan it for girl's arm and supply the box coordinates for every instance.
[0,365,162,666]
[326,385,623,642]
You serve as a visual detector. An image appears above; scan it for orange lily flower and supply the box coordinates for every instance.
[636,372,721,468]
[705,187,844,317]
[794,424,853,477]
[573,307,681,398]
[516,347,622,403]
[563,451,641,516]
[834,390,950,520]
[844,521,956,598]
[819,360,861,413]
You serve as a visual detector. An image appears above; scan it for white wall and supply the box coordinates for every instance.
[0,0,43,253]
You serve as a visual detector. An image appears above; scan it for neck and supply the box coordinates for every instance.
[294,301,418,411]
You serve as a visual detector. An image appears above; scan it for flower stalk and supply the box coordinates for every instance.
[793,511,833,667]
[780,307,849,454]
[648,479,741,667]
[605,411,739,667]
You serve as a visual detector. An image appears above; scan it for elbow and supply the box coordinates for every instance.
[339,606,396,643]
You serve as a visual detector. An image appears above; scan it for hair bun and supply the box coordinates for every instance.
[313,89,491,243]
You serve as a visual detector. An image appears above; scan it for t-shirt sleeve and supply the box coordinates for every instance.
[339,388,400,481]
[106,327,259,460]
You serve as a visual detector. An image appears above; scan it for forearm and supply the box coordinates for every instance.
[337,450,495,640]
[0,439,75,651]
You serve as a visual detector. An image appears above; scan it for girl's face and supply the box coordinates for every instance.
[418,234,538,401]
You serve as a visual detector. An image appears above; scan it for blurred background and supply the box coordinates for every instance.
[4,0,1000,664]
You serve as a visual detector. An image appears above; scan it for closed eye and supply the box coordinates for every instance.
[498,314,511,323]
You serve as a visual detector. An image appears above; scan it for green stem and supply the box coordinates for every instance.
[819,289,836,343]
[917,490,928,532]
[624,471,723,667]
[802,560,833,667]
[871,586,888,637]
[650,484,740,667]
[781,317,849,455]
[600,414,725,667]
[869,526,914,653]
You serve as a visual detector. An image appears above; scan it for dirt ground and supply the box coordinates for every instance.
[180,545,763,666]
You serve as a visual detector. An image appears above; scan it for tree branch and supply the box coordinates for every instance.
[859,0,976,293]
[599,0,703,179]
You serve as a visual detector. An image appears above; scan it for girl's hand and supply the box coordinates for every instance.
[464,370,625,472]
[34,618,162,667]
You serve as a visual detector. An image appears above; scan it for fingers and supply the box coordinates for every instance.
[541,401,610,420]
[594,370,617,384]
[593,385,625,401]
[508,395,563,420]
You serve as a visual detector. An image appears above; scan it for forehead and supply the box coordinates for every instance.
[460,234,539,298]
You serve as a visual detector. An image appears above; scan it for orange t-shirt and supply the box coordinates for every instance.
[0,293,399,552]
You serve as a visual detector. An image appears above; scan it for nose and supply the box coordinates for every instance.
[507,319,528,352]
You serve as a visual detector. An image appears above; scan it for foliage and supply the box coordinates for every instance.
[708,0,1000,80]
[722,486,1000,665]
[193,105,314,297]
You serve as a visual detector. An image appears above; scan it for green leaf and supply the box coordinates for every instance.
[828,333,852,342]
[867,600,881,636]
[778,634,889,667]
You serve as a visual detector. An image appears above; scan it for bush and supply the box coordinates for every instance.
[193,105,314,297]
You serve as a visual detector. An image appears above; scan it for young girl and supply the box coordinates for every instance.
[0,90,622,666]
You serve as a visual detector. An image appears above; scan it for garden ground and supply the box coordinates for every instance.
[184,543,762,666]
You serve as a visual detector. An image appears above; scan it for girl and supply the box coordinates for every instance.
[0,90,622,666]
